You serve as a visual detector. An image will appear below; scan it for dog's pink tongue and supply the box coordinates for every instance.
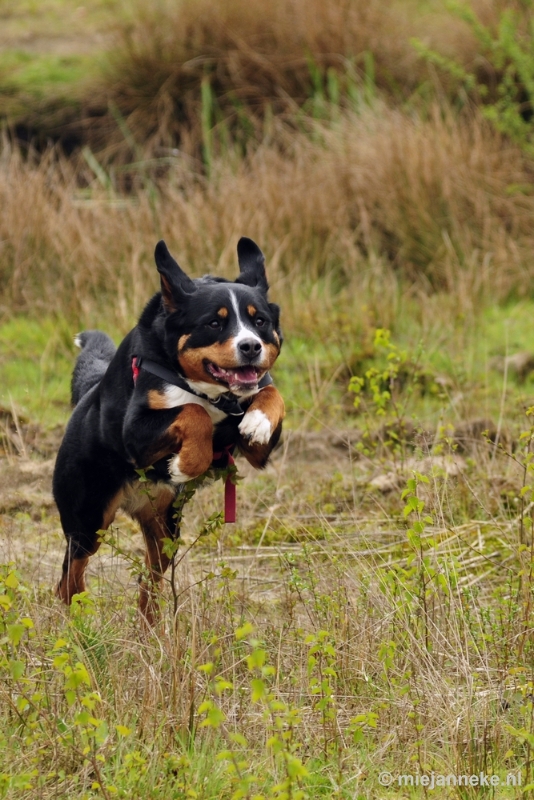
[211,365,258,386]
[232,367,258,385]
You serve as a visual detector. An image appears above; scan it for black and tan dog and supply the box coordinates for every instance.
[53,237,284,621]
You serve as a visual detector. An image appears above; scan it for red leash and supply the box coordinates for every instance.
[213,447,237,523]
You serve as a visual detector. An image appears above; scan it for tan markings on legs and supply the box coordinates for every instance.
[102,489,124,530]
[245,385,285,430]
[145,403,213,473]
[56,491,122,605]
[57,556,91,604]
[173,404,213,476]
[56,537,101,605]
[134,491,175,625]
[238,386,285,468]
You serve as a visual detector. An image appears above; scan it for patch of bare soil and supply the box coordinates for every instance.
[0,426,352,593]
[0,6,113,55]
[0,418,510,604]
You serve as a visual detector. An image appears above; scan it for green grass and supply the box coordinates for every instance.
[0,318,74,427]
[3,2,534,794]
[4,304,534,796]
[0,0,120,119]
[0,50,96,96]
[4,299,534,432]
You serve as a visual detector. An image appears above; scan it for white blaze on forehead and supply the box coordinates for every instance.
[228,287,263,356]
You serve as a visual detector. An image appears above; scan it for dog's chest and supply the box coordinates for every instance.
[158,384,229,423]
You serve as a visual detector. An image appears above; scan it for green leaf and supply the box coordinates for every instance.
[5,572,19,589]
[251,678,266,702]
[229,732,248,747]
[7,624,26,647]
[235,622,254,641]
[9,660,24,679]
[246,648,267,670]
[0,594,11,610]
[64,663,91,690]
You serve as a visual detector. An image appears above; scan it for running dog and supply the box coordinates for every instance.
[53,237,284,621]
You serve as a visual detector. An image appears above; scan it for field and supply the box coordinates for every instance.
[2,0,534,797]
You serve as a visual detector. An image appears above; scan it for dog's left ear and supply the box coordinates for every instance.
[236,237,269,292]
[155,240,196,312]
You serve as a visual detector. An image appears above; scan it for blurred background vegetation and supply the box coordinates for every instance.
[1,0,534,427]
[4,6,534,797]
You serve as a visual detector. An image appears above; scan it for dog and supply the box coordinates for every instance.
[53,237,284,621]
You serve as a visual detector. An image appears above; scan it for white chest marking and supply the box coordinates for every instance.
[161,384,228,423]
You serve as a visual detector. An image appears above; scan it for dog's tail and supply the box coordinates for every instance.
[71,331,117,406]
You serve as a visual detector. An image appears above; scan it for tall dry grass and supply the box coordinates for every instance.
[97,0,418,155]
[2,105,534,332]
[23,0,492,159]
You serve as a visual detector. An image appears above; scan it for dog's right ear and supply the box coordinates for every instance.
[154,241,196,312]
[236,237,269,292]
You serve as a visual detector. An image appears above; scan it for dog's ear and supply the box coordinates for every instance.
[236,237,269,292]
[154,240,196,312]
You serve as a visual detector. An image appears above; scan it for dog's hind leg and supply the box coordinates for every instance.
[57,539,100,604]
[56,489,124,605]
[134,492,177,625]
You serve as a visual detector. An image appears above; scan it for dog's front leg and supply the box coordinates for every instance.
[145,403,214,483]
[125,403,214,482]
[237,385,285,468]
[166,404,214,484]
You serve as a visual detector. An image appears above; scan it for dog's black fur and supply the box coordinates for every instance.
[53,237,284,620]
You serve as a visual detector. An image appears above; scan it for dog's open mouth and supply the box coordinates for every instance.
[206,362,261,391]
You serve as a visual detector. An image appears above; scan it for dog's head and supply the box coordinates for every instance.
[154,237,282,398]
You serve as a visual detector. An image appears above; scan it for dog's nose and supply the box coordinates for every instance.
[239,339,262,359]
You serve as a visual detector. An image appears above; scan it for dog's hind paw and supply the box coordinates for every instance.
[239,409,272,445]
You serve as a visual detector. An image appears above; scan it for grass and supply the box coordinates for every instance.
[0,0,511,157]
[4,296,534,439]
[3,108,534,322]
[0,0,118,121]
[3,434,534,798]
[3,0,534,796]
[0,318,74,428]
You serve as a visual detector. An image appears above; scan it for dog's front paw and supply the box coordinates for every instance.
[238,409,272,445]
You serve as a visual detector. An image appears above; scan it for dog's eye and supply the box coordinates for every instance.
[255,317,266,328]
[208,320,221,329]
